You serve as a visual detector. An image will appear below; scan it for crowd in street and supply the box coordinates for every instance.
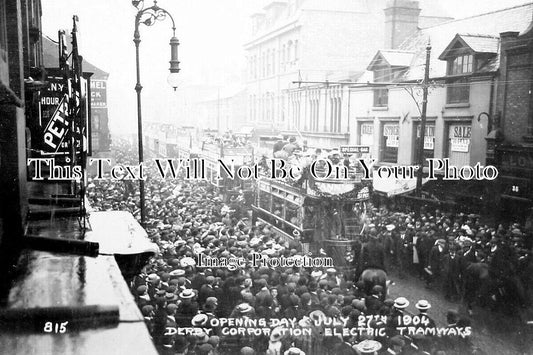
[202,132,251,148]
[84,139,532,355]
[351,206,533,314]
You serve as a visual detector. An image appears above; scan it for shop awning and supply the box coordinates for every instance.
[86,211,159,255]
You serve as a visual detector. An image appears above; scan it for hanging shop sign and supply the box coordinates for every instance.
[42,94,70,154]
[36,70,71,156]
[34,69,89,157]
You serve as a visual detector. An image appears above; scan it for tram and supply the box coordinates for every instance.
[198,141,255,202]
[251,161,372,267]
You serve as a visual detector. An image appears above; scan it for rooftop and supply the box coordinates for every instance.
[368,50,416,71]
[395,2,533,80]
[42,36,109,79]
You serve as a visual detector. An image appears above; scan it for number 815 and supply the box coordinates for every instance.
[43,321,68,333]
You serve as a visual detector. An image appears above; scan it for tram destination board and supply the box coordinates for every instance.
[340,145,370,154]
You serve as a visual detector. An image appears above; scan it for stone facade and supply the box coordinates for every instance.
[244,0,452,148]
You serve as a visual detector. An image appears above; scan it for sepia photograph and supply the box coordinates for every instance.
[0,0,533,354]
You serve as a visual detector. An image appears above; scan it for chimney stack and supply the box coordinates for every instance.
[384,0,421,49]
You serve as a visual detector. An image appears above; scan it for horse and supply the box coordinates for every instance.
[463,262,528,315]
[463,262,491,313]
[360,268,388,299]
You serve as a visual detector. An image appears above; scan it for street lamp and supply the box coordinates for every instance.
[168,36,181,91]
[133,0,180,225]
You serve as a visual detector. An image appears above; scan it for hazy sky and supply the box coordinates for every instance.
[40,0,532,133]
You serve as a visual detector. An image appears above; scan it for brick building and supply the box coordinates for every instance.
[489,16,533,221]
[0,2,157,353]
[245,0,452,148]
[0,0,43,245]
[42,36,111,155]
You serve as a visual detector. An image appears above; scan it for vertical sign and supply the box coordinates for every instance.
[360,123,374,146]
[448,124,471,167]
[36,69,70,156]
[90,79,107,108]
[384,124,399,147]
[34,69,90,157]
[417,124,435,150]
[450,125,471,152]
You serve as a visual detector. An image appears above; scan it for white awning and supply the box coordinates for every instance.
[86,211,159,255]
[373,173,428,197]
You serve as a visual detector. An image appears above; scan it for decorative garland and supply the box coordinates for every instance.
[281,167,372,201]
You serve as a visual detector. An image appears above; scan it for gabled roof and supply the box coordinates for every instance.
[461,34,500,54]
[367,50,415,71]
[391,2,533,81]
[439,34,499,60]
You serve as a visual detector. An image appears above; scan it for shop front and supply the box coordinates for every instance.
[381,122,399,163]
[495,146,533,222]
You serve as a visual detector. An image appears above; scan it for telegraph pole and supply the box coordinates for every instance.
[416,39,431,196]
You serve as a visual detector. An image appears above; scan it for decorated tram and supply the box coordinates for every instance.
[251,160,372,268]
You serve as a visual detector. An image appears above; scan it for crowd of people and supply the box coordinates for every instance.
[84,139,532,355]
[202,132,252,148]
[354,205,533,314]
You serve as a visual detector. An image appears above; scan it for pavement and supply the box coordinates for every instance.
[386,268,533,355]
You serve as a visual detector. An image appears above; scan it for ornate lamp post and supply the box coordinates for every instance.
[132,0,180,225]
